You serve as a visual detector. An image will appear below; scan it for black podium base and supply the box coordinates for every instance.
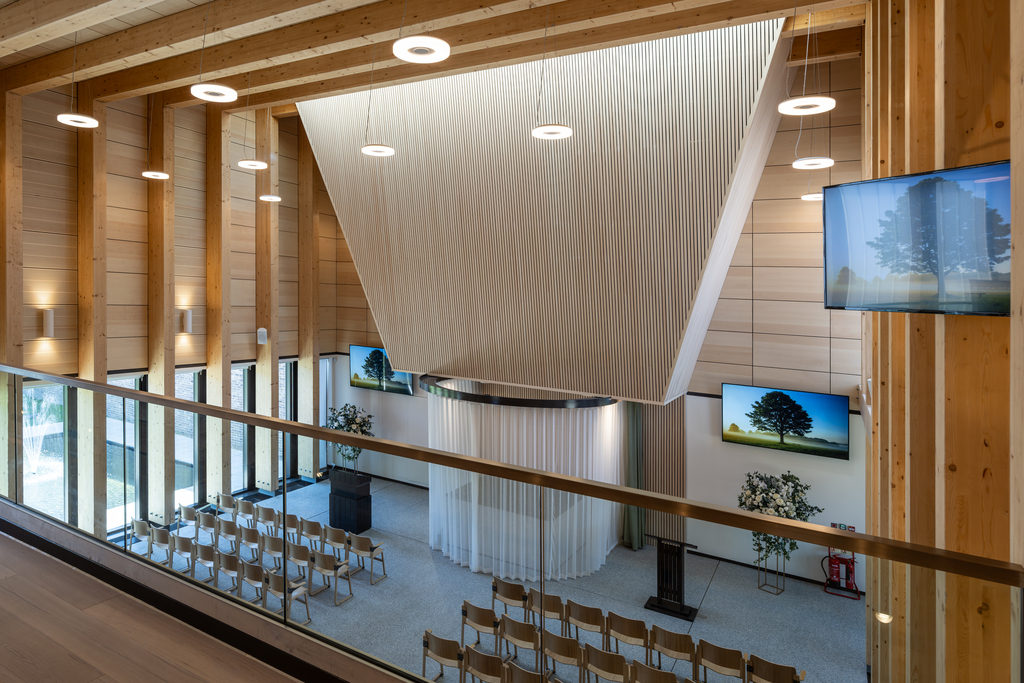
[644,596,698,622]
[329,491,372,534]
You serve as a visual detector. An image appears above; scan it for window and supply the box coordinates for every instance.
[107,377,137,531]
[22,383,66,522]
[174,373,197,506]
[230,366,248,493]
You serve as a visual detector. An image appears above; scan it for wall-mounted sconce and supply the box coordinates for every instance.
[182,309,193,334]
[42,309,54,338]
[257,327,268,345]
[875,612,893,624]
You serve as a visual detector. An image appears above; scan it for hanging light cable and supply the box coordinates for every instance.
[58,32,99,128]
[801,24,827,200]
[258,109,281,202]
[361,44,395,157]
[531,9,572,140]
[238,73,267,169]
[141,95,170,179]
[392,0,450,64]
[190,2,238,103]
[778,3,836,117]
[792,11,834,170]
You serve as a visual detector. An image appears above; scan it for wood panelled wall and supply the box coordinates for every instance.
[862,1,1016,681]
[690,58,863,407]
[174,105,207,366]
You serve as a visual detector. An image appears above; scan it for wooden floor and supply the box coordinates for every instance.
[0,531,301,683]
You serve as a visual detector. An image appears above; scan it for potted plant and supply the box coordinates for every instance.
[738,470,823,594]
[325,403,374,471]
[324,404,374,532]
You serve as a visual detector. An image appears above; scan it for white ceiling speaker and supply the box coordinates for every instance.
[792,156,835,170]
[393,36,451,63]
[361,144,396,157]
[256,327,268,345]
[531,124,573,140]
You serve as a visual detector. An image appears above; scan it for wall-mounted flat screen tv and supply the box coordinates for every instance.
[721,384,849,460]
[349,345,413,395]
[824,160,1011,316]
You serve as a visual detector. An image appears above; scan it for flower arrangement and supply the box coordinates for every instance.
[324,404,374,471]
[737,470,823,561]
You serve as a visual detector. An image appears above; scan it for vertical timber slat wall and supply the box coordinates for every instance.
[254,108,279,494]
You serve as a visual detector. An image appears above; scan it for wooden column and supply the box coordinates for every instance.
[877,311,891,683]
[146,94,175,526]
[297,123,319,481]
[255,108,279,494]
[76,81,107,537]
[1009,0,1023,675]
[889,312,907,683]
[0,79,23,500]
[206,103,232,505]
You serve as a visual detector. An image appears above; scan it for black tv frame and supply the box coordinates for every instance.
[822,159,1012,317]
[719,383,851,461]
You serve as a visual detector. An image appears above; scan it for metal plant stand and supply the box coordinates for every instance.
[757,551,786,595]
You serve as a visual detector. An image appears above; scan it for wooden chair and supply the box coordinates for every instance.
[542,629,584,683]
[492,577,529,620]
[583,644,630,683]
[177,505,197,537]
[193,541,218,583]
[150,526,171,566]
[240,558,265,604]
[264,571,311,625]
[630,660,676,683]
[260,532,284,571]
[464,644,504,683]
[422,629,464,682]
[566,601,606,646]
[500,614,541,671]
[300,518,324,552]
[217,492,237,522]
[503,660,544,683]
[286,541,312,585]
[696,640,747,682]
[256,504,278,535]
[197,511,218,546]
[323,525,348,562]
[748,654,805,683]
[236,499,256,528]
[348,533,387,584]
[130,519,151,559]
[462,601,501,652]
[218,551,242,597]
[650,625,697,679]
[169,533,194,574]
[605,612,649,665]
[239,525,260,561]
[528,588,565,634]
[311,549,354,605]
[277,512,300,544]
[216,517,239,554]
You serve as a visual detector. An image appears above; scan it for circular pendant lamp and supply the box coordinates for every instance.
[361,144,395,157]
[792,156,835,170]
[191,4,237,103]
[800,192,824,201]
[393,36,450,63]
[531,124,573,140]
[59,33,100,129]
[778,95,836,116]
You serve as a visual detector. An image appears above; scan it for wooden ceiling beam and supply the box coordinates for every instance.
[0,0,165,58]
[781,4,866,36]
[2,0,367,95]
[218,0,863,112]
[788,26,863,65]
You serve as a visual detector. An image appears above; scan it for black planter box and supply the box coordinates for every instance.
[329,468,371,500]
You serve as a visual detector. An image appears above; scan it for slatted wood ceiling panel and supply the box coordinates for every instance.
[691,59,863,407]
[22,87,78,374]
[642,399,686,541]
[175,104,207,365]
[300,21,788,404]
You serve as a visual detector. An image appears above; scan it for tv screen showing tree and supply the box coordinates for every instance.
[349,345,413,395]
[823,161,1011,316]
[721,384,849,460]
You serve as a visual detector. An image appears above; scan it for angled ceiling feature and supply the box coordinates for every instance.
[300,20,790,404]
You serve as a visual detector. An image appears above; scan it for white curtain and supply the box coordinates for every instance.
[428,381,625,581]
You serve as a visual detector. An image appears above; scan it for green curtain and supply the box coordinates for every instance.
[622,401,645,550]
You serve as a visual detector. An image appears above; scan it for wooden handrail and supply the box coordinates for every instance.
[2,361,1022,587]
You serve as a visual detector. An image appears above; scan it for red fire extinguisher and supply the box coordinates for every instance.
[822,548,860,600]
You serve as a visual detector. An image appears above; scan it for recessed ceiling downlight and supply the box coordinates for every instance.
[393,36,450,63]
[57,113,99,128]
[142,171,170,180]
[361,144,395,157]
[801,192,824,201]
[792,156,835,170]
[778,96,836,116]
[190,82,238,103]
[531,124,573,140]
[238,158,268,170]
[259,194,282,202]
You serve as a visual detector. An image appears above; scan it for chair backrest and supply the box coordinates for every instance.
[504,660,544,683]
[278,511,299,530]
[323,525,348,551]
[584,643,630,683]
[266,571,287,596]
[528,588,564,620]
[198,511,218,530]
[493,577,528,607]
[348,532,375,554]
[178,505,197,524]
[170,534,193,555]
[464,644,503,683]
[697,640,747,680]
[241,559,265,584]
[567,600,605,632]
[542,630,582,667]
[217,517,237,536]
[151,527,171,546]
[195,541,218,564]
[287,540,311,563]
[256,505,276,525]
[650,625,695,662]
[607,611,648,648]
[218,551,240,573]
[463,601,500,635]
[218,492,235,511]
[261,533,284,555]
[236,500,255,519]
[132,519,150,539]
[423,629,463,668]
[240,525,260,546]
[500,614,539,650]
[630,660,676,683]
[300,518,322,538]
[748,654,804,683]
[313,549,341,572]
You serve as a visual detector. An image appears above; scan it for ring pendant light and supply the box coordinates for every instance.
[258,109,281,202]
[778,4,835,117]
[191,3,237,103]
[791,12,833,171]
[141,94,170,179]
[392,0,450,64]
[361,45,394,157]
[531,10,572,141]
[238,73,267,169]
[800,192,824,202]
[58,32,99,129]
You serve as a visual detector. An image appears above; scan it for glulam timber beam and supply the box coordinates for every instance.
[781,4,866,35]
[787,26,862,65]
[297,124,319,482]
[0,76,22,500]
[1,0,353,95]
[0,0,166,58]
[211,0,863,111]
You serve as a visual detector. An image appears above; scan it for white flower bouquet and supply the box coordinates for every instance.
[737,470,823,561]
[325,403,374,471]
